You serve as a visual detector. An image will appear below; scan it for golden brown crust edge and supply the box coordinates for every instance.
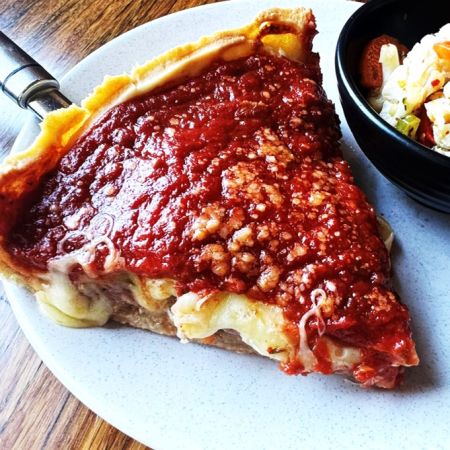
[0,7,316,287]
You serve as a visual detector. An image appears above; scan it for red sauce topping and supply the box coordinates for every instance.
[8,52,416,375]
[417,105,436,147]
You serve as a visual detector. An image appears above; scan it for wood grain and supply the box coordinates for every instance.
[0,1,363,448]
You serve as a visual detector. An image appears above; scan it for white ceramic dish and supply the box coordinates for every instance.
[4,0,450,448]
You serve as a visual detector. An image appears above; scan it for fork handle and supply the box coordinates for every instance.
[0,31,70,118]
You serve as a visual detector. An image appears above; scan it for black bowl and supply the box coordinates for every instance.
[335,0,450,213]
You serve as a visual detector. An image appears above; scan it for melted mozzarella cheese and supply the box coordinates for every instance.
[297,288,326,371]
[326,338,362,371]
[129,275,176,312]
[36,269,363,372]
[37,259,177,327]
[171,291,293,361]
[36,233,368,374]
[36,238,118,327]
[36,265,112,328]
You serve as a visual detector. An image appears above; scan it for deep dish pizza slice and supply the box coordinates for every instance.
[0,8,418,388]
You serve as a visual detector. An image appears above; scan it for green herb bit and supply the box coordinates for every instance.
[396,114,421,138]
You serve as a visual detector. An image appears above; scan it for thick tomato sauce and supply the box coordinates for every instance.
[8,52,416,372]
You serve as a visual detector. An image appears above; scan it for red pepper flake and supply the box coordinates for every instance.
[431,79,440,87]
[417,105,436,147]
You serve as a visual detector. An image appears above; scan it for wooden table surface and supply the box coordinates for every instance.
[0,1,362,448]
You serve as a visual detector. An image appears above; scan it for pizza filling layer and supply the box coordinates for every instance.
[7,52,417,385]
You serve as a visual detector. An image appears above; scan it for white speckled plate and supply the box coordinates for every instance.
[4,0,450,448]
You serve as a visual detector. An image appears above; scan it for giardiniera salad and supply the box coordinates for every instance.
[359,25,450,157]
